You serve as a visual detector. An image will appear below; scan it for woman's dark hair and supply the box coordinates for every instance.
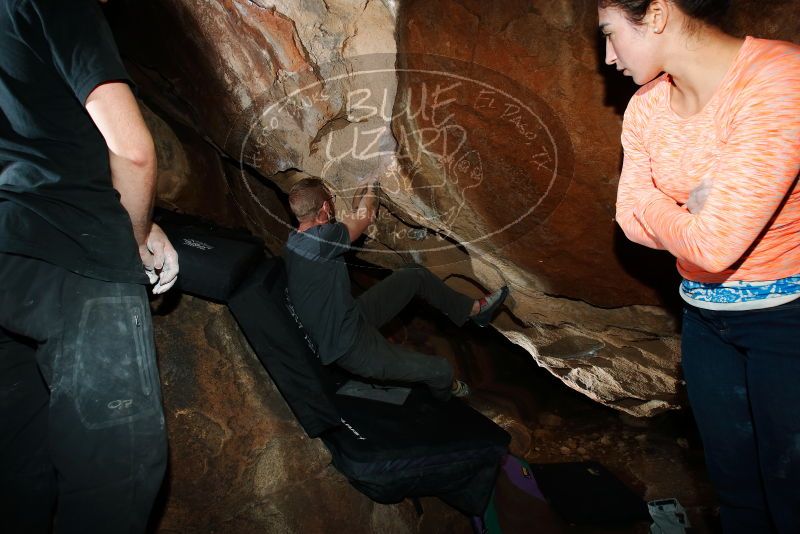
[598,0,730,27]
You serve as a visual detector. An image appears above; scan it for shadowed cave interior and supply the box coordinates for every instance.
[98,0,799,532]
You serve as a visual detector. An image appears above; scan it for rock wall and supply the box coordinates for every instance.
[108,0,799,417]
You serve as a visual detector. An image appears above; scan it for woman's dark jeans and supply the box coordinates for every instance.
[682,299,800,534]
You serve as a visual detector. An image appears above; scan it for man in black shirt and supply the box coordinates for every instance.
[284,178,508,401]
[0,0,178,531]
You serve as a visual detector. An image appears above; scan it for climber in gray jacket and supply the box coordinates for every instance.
[283,177,508,400]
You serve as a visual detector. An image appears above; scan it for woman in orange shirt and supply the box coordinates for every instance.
[598,1,800,532]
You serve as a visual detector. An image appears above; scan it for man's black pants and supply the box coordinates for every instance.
[336,264,474,401]
[0,253,167,533]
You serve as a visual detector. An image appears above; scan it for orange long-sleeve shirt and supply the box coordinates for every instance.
[616,37,800,283]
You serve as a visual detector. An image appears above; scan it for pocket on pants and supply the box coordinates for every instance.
[73,296,160,429]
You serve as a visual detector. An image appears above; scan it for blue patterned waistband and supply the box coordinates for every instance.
[681,275,800,304]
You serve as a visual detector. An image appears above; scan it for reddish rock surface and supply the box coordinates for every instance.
[397,0,648,307]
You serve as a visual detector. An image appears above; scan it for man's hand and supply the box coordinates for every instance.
[364,181,380,221]
[351,181,379,220]
[140,223,179,294]
[351,184,369,211]
[686,178,713,214]
[341,178,380,242]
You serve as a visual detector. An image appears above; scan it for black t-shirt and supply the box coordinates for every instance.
[0,0,148,283]
[284,222,361,365]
